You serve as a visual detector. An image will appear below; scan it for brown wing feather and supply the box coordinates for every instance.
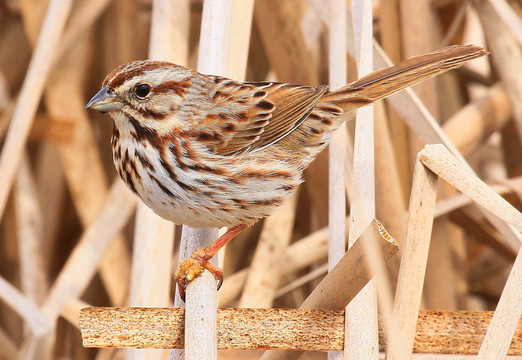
[248,83,328,152]
[199,78,328,155]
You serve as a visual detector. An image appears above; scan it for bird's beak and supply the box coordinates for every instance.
[85,86,124,112]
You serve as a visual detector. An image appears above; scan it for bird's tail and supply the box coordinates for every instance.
[320,45,488,111]
[276,45,487,169]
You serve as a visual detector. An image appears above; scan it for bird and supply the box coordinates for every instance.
[85,44,487,298]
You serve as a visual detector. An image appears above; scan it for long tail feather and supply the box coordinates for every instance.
[321,45,488,111]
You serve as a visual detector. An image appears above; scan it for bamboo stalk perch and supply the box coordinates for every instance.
[79,308,522,354]
[170,2,232,360]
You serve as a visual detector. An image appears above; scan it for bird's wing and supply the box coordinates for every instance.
[195,78,328,155]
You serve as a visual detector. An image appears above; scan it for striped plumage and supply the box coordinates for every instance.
[87,45,486,230]
[86,45,486,295]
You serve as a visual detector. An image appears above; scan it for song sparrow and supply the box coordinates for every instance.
[86,45,486,298]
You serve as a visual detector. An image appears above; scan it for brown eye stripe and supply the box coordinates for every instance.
[153,80,192,96]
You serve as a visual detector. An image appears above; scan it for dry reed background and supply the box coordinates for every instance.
[0,0,521,359]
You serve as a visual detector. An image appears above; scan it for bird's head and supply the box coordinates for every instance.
[86,60,197,136]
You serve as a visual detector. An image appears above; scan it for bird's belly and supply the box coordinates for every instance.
[132,166,299,229]
[139,186,240,228]
[113,138,301,229]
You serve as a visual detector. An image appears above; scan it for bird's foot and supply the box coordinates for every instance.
[174,246,223,301]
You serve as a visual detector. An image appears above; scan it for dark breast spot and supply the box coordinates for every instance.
[223,123,236,132]
[236,112,247,120]
[135,152,154,170]
[150,175,176,198]
[197,132,221,142]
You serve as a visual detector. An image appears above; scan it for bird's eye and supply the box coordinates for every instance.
[135,84,151,99]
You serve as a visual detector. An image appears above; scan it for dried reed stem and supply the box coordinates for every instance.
[0,0,74,218]
[53,0,112,66]
[0,276,51,337]
[345,1,380,358]
[219,225,332,306]
[42,181,136,319]
[443,84,511,156]
[477,247,522,359]
[239,192,298,308]
[227,0,254,81]
[15,155,48,304]
[370,39,522,271]
[473,0,522,146]
[327,2,347,357]
[387,157,439,359]
[488,0,522,46]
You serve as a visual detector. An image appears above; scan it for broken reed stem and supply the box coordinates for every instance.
[419,144,522,236]
[368,35,522,267]
[79,307,522,354]
[387,157,439,359]
[260,220,399,360]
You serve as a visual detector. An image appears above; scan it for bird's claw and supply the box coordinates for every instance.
[174,249,224,301]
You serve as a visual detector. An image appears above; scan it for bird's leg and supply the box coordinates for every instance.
[175,224,247,300]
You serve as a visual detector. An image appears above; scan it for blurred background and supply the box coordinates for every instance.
[0,0,521,359]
